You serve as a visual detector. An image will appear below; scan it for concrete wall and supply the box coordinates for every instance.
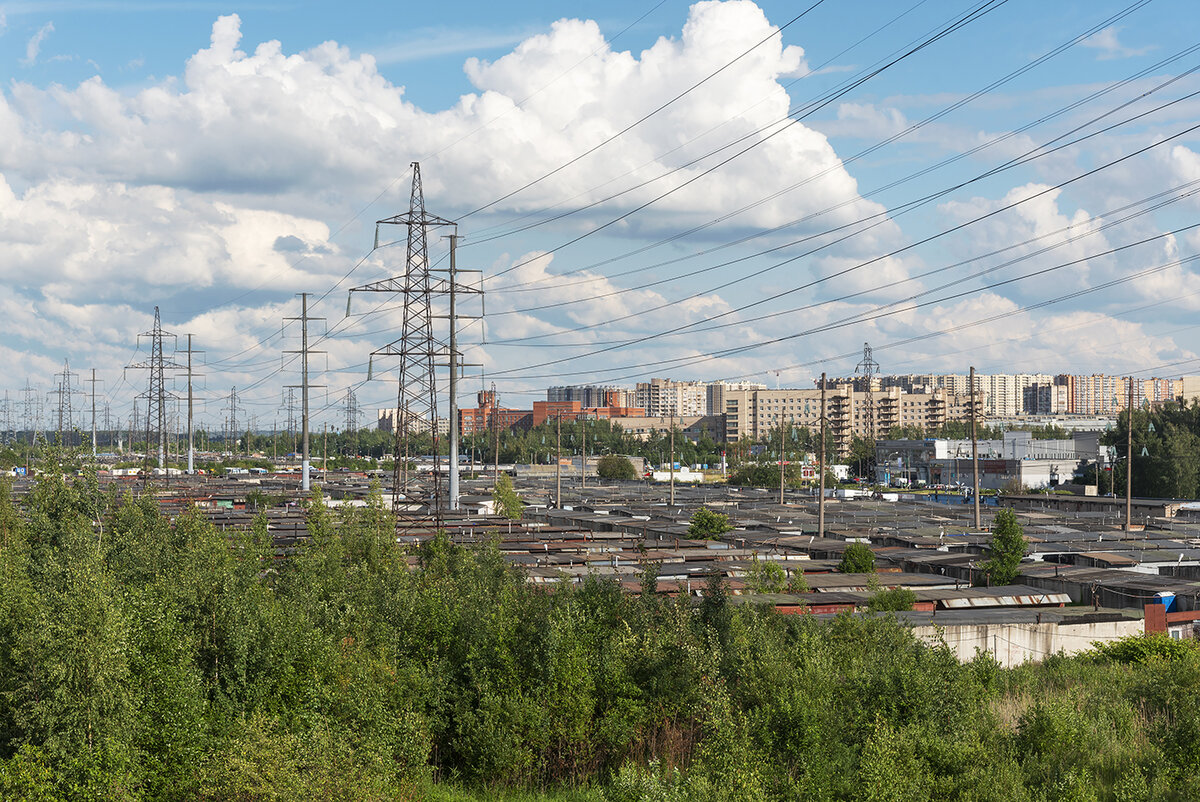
[912,618,1142,667]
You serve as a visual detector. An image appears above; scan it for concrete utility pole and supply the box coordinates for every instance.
[818,373,826,538]
[285,293,324,492]
[1125,375,1134,535]
[779,418,787,506]
[182,334,202,474]
[556,414,562,508]
[581,416,587,490]
[448,233,460,511]
[86,368,101,457]
[669,411,676,506]
[492,384,500,484]
[970,366,982,531]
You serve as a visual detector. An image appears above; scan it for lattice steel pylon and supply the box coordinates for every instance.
[349,163,455,520]
[127,307,184,469]
[855,342,880,442]
[48,358,83,446]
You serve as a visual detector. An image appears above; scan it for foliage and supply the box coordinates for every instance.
[728,464,805,489]
[1103,400,1200,500]
[596,455,638,481]
[1088,633,1200,664]
[866,587,917,612]
[492,473,525,520]
[839,543,876,573]
[745,555,786,594]
[687,507,733,540]
[983,508,1026,585]
[5,474,1200,800]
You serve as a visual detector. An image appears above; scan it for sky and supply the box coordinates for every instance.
[2,0,1200,433]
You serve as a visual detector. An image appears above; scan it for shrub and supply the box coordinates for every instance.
[688,507,733,539]
[597,455,638,480]
[839,542,876,573]
[866,587,917,612]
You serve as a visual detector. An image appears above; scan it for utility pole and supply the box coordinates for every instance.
[437,233,486,511]
[181,335,202,474]
[669,411,675,506]
[284,293,324,492]
[448,233,460,511]
[819,373,826,538]
[556,414,562,508]
[86,368,101,457]
[581,415,587,491]
[1125,375,1133,535]
[970,366,982,531]
[323,423,328,475]
[779,418,787,506]
[493,384,500,485]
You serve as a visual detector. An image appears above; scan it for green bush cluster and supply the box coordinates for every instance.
[1,474,1199,800]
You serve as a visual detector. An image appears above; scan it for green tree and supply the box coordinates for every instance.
[839,542,876,573]
[746,555,786,594]
[596,455,638,480]
[688,507,734,540]
[983,508,1025,585]
[867,587,917,612]
[491,473,524,520]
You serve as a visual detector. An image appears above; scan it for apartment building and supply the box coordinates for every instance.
[706,380,767,417]
[634,378,708,418]
[547,385,635,409]
[724,385,977,455]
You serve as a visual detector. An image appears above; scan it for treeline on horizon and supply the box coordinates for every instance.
[2,473,1200,800]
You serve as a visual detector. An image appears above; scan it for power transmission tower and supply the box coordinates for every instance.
[284,294,325,492]
[348,162,481,521]
[286,389,297,452]
[0,391,12,445]
[19,380,40,474]
[226,387,240,449]
[855,342,880,442]
[126,307,183,469]
[343,388,360,456]
[49,359,84,446]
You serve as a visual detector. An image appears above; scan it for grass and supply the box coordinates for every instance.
[423,784,605,802]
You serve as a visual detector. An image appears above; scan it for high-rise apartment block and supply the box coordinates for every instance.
[724,385,977,455]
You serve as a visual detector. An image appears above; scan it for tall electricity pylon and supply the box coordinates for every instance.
[48,359,84,446]
[127,307,184,469]
[855,342,880,442]
[349,163,455,518]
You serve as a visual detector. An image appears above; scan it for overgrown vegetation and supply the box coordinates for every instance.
[839,542,876,573]
[2,474,1199,800]
[596,455,638,480]
[686,506,733,539]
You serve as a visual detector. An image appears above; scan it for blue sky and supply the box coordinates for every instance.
[1,0,1199,431]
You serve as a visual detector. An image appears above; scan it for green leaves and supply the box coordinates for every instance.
[983,508,1026,586]
[687,507,733,540]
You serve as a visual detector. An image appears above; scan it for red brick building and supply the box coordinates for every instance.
[531,399,645,427]
[459,391,533,436]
